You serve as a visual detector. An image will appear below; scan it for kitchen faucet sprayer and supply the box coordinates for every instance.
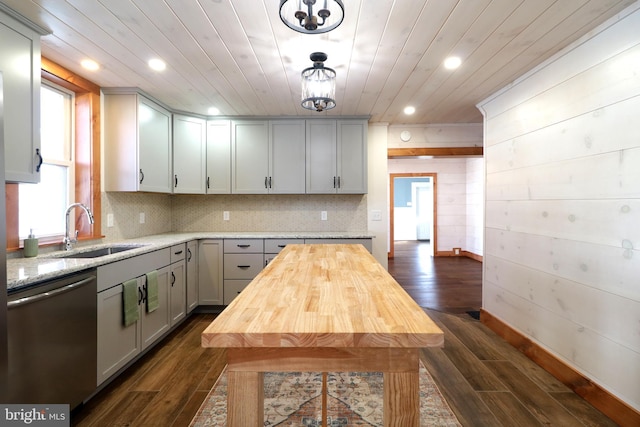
[63,203,94,251]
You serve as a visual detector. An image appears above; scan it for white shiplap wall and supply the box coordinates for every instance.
[478,2,640,411]
[466,158,484,256]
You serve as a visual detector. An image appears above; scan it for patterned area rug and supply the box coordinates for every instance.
[190,361,461,426]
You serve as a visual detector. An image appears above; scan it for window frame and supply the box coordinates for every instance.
[5,57,102,251]
[18,81,76,240]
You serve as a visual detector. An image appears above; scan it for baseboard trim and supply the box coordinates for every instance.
[462,250,482,262]
[435,250,483,262]
[480,309,640,426]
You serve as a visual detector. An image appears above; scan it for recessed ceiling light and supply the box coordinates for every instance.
[81,59,99,71]
[148,58,166,71]
[444,56,462,70]
[208,107,220,115]
[404,106,416,115]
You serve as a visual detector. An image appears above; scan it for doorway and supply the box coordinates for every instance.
[389,173,437,258]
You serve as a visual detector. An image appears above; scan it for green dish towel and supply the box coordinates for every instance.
[146,270,159,313]
[122,279,139,327]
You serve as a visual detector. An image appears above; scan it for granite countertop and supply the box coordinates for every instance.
[6,231,374,292]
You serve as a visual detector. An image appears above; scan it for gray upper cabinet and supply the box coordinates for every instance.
[173,114,206,194]
[306,120,337,194]
[0,9,42,183]
[269,120,306,194]
[306,119,368,194]
[231,120,269,194]
[206,120,231,194]
[104,92,172,193]
[231,120,306,194]
[336,120,368,194]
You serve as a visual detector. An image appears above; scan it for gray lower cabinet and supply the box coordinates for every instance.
[198,239,224,305]
[96,248,172,385]
[169,244,186,326]
[96,237,372,385]
[264,238,304,266]
[186,240,198,312]
[96,270,170,385]
[223,239,263,304]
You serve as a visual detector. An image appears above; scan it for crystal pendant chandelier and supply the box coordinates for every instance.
[301,52,336,112]
[279,0,344,34]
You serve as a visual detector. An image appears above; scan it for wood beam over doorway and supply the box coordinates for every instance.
[388,147,483,158]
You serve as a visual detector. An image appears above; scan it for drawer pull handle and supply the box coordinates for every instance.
[237,244,251,248]
[277,244,286,248]
[237,265,251,268]
[174,250,183,255]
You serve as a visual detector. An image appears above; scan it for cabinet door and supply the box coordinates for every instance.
[138,97,172,193]
[169,260,186,326]
[97,281,141,385]
[231,120,269,194]
[306,120,337,193]
[198,239,224,305]
[336,120,368,194]
[173,114,206,194]
[269,120,306,194]
[206,120,231,194]
[186,240,198,313]
[0,12,41,183]
[141,265,171,350]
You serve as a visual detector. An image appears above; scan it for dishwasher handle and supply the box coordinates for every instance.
[8,277,95,309]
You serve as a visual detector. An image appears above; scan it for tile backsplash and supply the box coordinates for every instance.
[102,192,172,241]
[102,192,367,241]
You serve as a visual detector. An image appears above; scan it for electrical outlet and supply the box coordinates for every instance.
[139,212,145,224]
[223,211,230,221]
[321,211,328,221]
[453,247,461,255]
[371,210,382,221]
[107,214,114,228]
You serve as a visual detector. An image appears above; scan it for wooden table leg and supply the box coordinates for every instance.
[227,371,264,427]
[383,370,420,427]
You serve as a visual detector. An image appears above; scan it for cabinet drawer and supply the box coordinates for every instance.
[224,280,251,305]
[264,238,304,254]
[224,239,263,253]
[170,243,186,263]
[224,254,263,279]
[97,248,170,292]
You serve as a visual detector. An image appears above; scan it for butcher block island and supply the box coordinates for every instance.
[202,244,444,426]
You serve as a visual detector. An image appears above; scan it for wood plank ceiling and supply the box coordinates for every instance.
[1,0,636,124]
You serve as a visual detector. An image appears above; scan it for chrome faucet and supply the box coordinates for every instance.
[63,203,95,251]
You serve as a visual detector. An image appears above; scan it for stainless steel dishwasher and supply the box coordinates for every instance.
[7,270,97,409]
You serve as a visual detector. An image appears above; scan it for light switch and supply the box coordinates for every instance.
[107,214,114,228]
[139,212,145,224]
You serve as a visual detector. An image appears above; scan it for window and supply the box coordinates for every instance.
[18,83,75,240]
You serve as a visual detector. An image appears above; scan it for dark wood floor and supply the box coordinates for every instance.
[72,241,618,426]
[388,240,483,315]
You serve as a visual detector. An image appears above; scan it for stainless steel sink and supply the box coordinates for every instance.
[54,245,145,259]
